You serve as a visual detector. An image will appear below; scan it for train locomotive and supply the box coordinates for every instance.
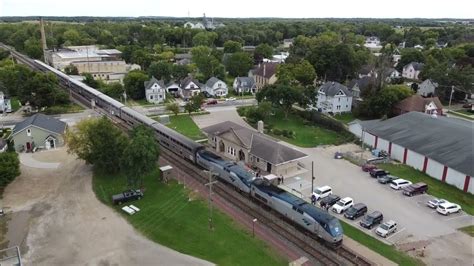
[32,58,343,247]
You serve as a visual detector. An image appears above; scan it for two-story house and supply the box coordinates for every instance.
[253,62,278,91]
[417,79,438,97]
[233,77,256,94]
[402,62,424,80]
[179,76,202,100]
[144,77,166,104]
[316,82,353,114]
[204,77,228,97]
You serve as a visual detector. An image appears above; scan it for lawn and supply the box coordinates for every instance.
[340,221,422,266]
[332,113,356,124]
[163,115,207,140]
[92,170,287,266]
[265,111,350,147]
[43,103,85,114]
[378,163,474,215]
[458,225,474,237]
[10,97,20,112]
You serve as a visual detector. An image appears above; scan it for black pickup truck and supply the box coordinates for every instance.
[112,189,143,205]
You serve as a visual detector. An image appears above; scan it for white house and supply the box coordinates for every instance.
[402,62,424,80]
[316,82,353,114]
[233,77,256,94]
[384,68,401,82]
[204,77,228,97]
[0,91,12,113]
[144,77,166,104]
[179,76,202,100]
[417,79,438,97]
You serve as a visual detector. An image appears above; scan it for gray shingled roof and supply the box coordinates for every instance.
[12,114,66,136]
[202,121,307,165]
[360,112,474,176]
[236,77,255,89]
[406,62,424,71]
[205,77,222,88]
[319,82,352,97]
[144,76,165,91]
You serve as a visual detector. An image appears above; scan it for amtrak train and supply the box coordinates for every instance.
[32,58,343,247]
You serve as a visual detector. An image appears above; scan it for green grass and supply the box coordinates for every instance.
[458,225,474,237]
[378,163,474,215]
[332,113,356,124]
[10,97,20,112]
[163,115,207,140]
[265,111,350,147]
[341,221,422,266]
[448,110,474,121]
[43,103,85,114]
[92,170,287,266]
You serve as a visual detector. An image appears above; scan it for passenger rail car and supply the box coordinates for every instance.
[251,179,343,247]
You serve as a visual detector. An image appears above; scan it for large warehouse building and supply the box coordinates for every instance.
[349,112,473,194]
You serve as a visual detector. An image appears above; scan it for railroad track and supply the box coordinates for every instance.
[4,45,373,266]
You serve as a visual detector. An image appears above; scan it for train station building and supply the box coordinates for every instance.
[202,121,307,177]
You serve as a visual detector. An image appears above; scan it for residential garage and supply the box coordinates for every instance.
[349,112,473,193]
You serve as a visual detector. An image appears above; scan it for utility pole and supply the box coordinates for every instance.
[311,161,315,194]
[205,169,218,231]
[448,85,455,110]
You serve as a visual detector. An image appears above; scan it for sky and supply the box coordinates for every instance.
[1,0,473,19]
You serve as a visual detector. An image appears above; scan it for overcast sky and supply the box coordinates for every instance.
[1,0,473,18]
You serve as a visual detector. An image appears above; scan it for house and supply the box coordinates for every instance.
[202,121,307,177]
[364,36,382,51]
[253,62,279,91]
[417,79,438,97]
[144,77,166,104]
[204,77,228,97]
[393,95,443,116]
[383,68,401,82]
[183,22,205,29]
[179,76,202,100]
[166,81,181,97]
[402,62,424,80]
[0,91,12,113]
[348,112,473,193]
[358,65,377,78]
[282,38,294,48]
[414,44,424,50]
[347,76,376,99]
[233,77,256,94]
[316,82,353,114]
[0,138,7,153]
[10,113,67,152]
[436,42,448,49]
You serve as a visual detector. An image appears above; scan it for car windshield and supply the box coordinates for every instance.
[325,219,343,237]
[364,216,374,223]
[314,189,322,194]
[346,208,356,214]
[336,201,344,206]
[380,224,390,230]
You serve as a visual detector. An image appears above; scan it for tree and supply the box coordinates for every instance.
[277,60,316,85]
[192,31,218,47]
[102,82,124,99]
[397,48,425,71]
[256,84,302,118]
[64,64,79,75]
[257,101,272,121]
[172,64,190,80]
[123,70,149,100]
[223,40,242,53]
[0,152,20,187]
[254,43,273,62]
[225,52,253,77]
[148,61,173,82]
[121,125,159,186]
[185,94,205,114]
[24,38,43,59]
[166,102,180,116]
[82,73,99,88]
[66,117,128,173]
[356,85,413,118]
[191,46,224,81]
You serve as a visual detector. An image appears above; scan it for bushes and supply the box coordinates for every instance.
[0,152,20,187]
[272,128,295,139]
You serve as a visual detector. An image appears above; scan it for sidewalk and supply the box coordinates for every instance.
[343,237,397,266]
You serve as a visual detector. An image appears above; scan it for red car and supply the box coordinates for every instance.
[362,163,377,172]
[207,99,218,105]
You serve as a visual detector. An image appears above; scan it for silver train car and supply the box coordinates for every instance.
[251,179,343,247]
[196,149,254,193]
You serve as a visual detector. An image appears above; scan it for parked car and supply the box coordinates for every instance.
[312,186,333,201]
[390,179,413,190]
[362,163,377,172]
[344,203,368,220]
[334,152,343,159]
[112,189,144,205]
[206,99,218,105]
[376,220,397,238]
[436,202,461,216]
[462,103,473,108]
[225,97,236,101]
[360,211,384,229]
[402,182,428,196]
[332,197,354,214]
[377,175,398,184]
[426,198,448,209]
[369,168,390,178]
[319,194,341,208]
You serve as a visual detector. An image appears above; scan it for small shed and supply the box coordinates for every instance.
[159,165,173,183]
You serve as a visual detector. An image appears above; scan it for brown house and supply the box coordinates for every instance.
[252,62,279,91]
[393,95,444,116]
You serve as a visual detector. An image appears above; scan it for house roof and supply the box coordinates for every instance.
[384,68,399,76]
[418,79,438,91]
[235,77,255,88]
[12,114,66,137]
[205,77,223,88]
[405,62,424,71]
[144,76,165,91]
[319,82,352,97]
[359,65,374,75]
[394,95,443,113]
[348,76,375,92]
[202,121,307,165]
[254,63,279,79]
[180,76,201,89]
[359,112,473,176]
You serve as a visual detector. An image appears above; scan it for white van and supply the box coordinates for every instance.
[312,185,332,201]
[390,179,412,190]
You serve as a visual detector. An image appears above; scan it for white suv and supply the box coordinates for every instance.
[312,186,332,201]
[436,202,461,215]
[376,220,397,238]
[390,179,412,190]
[332,197,354,214]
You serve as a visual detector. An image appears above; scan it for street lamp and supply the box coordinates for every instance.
[252,218,258,237]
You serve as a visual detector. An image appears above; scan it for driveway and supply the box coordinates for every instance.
[2,148,212,266]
